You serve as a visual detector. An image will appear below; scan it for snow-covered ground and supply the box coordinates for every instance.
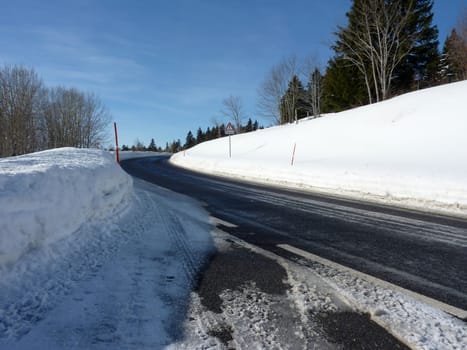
[0,148,133,269]
[171,229,466,350]
[1,143,466,348]
[0,148,214,348]
[171,81,467,218]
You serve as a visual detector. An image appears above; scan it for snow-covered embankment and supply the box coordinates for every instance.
[0,148,133,268]
[171,81,467,217]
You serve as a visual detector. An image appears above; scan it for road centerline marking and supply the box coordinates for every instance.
[209,216,238,228]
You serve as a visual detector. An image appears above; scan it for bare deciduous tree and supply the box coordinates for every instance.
[221,95,245,132]
[257,55,299,125]
[336,0,417,103]
[307,68,323,118]
[44,87,110,149]
[0,65,45,157]
[210,116,222,137]
[0,64,111,157]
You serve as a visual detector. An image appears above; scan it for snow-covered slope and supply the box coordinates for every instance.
[171,81,467,217]
[0,148,133,268]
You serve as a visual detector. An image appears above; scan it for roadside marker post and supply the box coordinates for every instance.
[225,122,235,158]
[291,142,296,166]
[114,122,120,164]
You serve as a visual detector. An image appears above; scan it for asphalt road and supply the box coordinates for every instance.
[121,155,467,311]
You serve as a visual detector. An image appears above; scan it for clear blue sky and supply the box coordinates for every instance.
[0,0,465,148]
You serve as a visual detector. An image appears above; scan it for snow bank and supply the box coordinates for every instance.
[171,81,467,217]
[0,147,133,268]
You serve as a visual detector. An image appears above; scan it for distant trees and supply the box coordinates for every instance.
[185,131,196,149]
[180,118,261,150]
[0,66,45,156]
[0,65,111,157]
[440,29,465,82]
[132,139,146,151]
[258,56,325,125]
[257,56,299,125]
[306,68,323,118]
[440,9,467,83]
[279,75,309,123]
[221,95,245,132]
[44,87,110,149]
[148,138,157,151]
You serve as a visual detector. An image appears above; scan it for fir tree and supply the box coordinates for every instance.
[205,127,214,140]
[321,57,367,113]
[168,139,182,153]
[253,120,259,131]
[280,75,310,124]
[393,0,440,92]
[245,118,253,132]
[440,28,467,83]
[196,127,205,144]
[184,131,195,149]
[148,138,157,151]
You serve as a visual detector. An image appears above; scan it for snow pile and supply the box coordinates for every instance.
[171,81,467,216]
[0,177,213,347]
[0,147,133,268]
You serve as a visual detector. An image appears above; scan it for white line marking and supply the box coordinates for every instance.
[209,216,238,228]
[277,243,467,320]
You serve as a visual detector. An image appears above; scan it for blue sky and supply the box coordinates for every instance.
[1,0,465,148]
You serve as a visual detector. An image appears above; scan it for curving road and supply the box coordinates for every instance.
[121,155,467,312]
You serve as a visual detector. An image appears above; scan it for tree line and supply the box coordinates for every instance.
[168,0,466,153]
[0,65,110,157]
[122,118,262,154]
[257,0,467,124]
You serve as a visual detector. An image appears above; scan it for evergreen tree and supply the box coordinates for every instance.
[321,57,367,113]
[393,0,440,92]
[148,138,157,151]
[245,118,253,132]
[205,127,214,140]
[440,28,467,83]
[184,131,195,149]
[196,127,205,144]
[333,0,439,103]
[211,126,219,139]
[279,75,310,124]
[168,139,181,153]
[253,120,259,131]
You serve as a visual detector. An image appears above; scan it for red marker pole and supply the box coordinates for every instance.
[114,122,120,164]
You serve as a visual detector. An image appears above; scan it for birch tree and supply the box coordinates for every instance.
[335,0,418,103]
[307,68,323,118]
